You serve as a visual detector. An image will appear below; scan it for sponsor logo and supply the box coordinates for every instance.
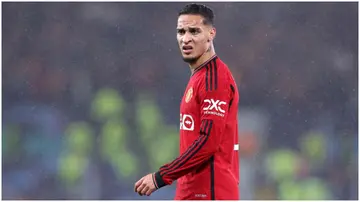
[180,113,194,131]
[194,194,207,198]
[185,87,193,103]
[203,99,227,117]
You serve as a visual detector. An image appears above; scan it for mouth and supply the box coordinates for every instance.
[182,45,193,54]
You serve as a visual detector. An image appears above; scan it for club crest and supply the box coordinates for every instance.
[185,87,193,103]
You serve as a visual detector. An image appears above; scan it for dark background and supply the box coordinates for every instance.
[2,2,358,200]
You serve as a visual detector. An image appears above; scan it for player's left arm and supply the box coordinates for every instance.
[153,73,234,189]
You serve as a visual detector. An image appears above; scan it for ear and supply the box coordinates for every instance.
[209,27,216,41]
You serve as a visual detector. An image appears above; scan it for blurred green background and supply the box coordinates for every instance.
[2,2,358,200]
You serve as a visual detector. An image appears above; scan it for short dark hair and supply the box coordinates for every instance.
[178,3,215,26]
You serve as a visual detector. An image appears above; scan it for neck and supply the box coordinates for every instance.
[189,45,216,74]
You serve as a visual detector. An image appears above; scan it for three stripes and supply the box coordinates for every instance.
[205,58,218,92]
[159,119,213,178]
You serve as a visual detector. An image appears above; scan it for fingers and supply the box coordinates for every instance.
[134,178,144,192]
[136,183,146,195]
[140,186,149,196]
[145,188,153,196]
[135,174,156,197]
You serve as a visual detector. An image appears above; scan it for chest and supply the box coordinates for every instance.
[179,77,202,133]
[180,77,201,113]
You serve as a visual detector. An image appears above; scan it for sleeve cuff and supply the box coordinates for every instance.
[153,171,167,189]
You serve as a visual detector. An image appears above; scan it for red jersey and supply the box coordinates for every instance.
[153,55,240,200]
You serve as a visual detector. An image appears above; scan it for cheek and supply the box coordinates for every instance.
[194,38,208,51]
[177,36,182,44]
[199,36,209,45]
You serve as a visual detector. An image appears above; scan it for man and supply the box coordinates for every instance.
[134,3,240,200]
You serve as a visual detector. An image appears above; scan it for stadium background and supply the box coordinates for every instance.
[2,2,358,200]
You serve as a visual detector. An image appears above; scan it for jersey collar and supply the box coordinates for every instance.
[191,54,218,76]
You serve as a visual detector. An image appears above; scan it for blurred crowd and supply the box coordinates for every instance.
[2,2,358,200]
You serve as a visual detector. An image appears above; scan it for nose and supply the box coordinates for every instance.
[182,32,192,44]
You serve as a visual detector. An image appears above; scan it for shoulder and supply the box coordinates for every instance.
[195,57,232,92]
[192,57,234,104]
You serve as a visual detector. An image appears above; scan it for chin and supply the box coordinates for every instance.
[182,55,199,64]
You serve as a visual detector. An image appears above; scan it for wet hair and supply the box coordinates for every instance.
[178,3,215,26]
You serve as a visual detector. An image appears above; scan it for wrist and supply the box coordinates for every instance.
[153,171,167,189]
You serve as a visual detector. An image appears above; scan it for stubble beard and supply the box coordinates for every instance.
[182,55,199,65]
[182,46,211,65]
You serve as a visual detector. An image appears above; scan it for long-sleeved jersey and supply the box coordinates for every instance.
[153,55,240,200]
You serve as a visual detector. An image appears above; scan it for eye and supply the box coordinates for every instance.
[189,28,200,35]
[177,29,185,35]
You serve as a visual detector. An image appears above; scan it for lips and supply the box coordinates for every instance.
[182,45,193,50]
[182,45,193,54]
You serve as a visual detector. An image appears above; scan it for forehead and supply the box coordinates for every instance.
[177,14,205,28]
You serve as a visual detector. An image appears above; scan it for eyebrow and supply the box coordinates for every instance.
[176,26,201,30]
[189,27,201,31]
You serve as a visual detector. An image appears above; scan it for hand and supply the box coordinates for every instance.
[134,173,157,196]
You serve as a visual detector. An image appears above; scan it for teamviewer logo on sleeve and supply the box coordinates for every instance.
[203,99,226,117]
[180,113,194,131]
